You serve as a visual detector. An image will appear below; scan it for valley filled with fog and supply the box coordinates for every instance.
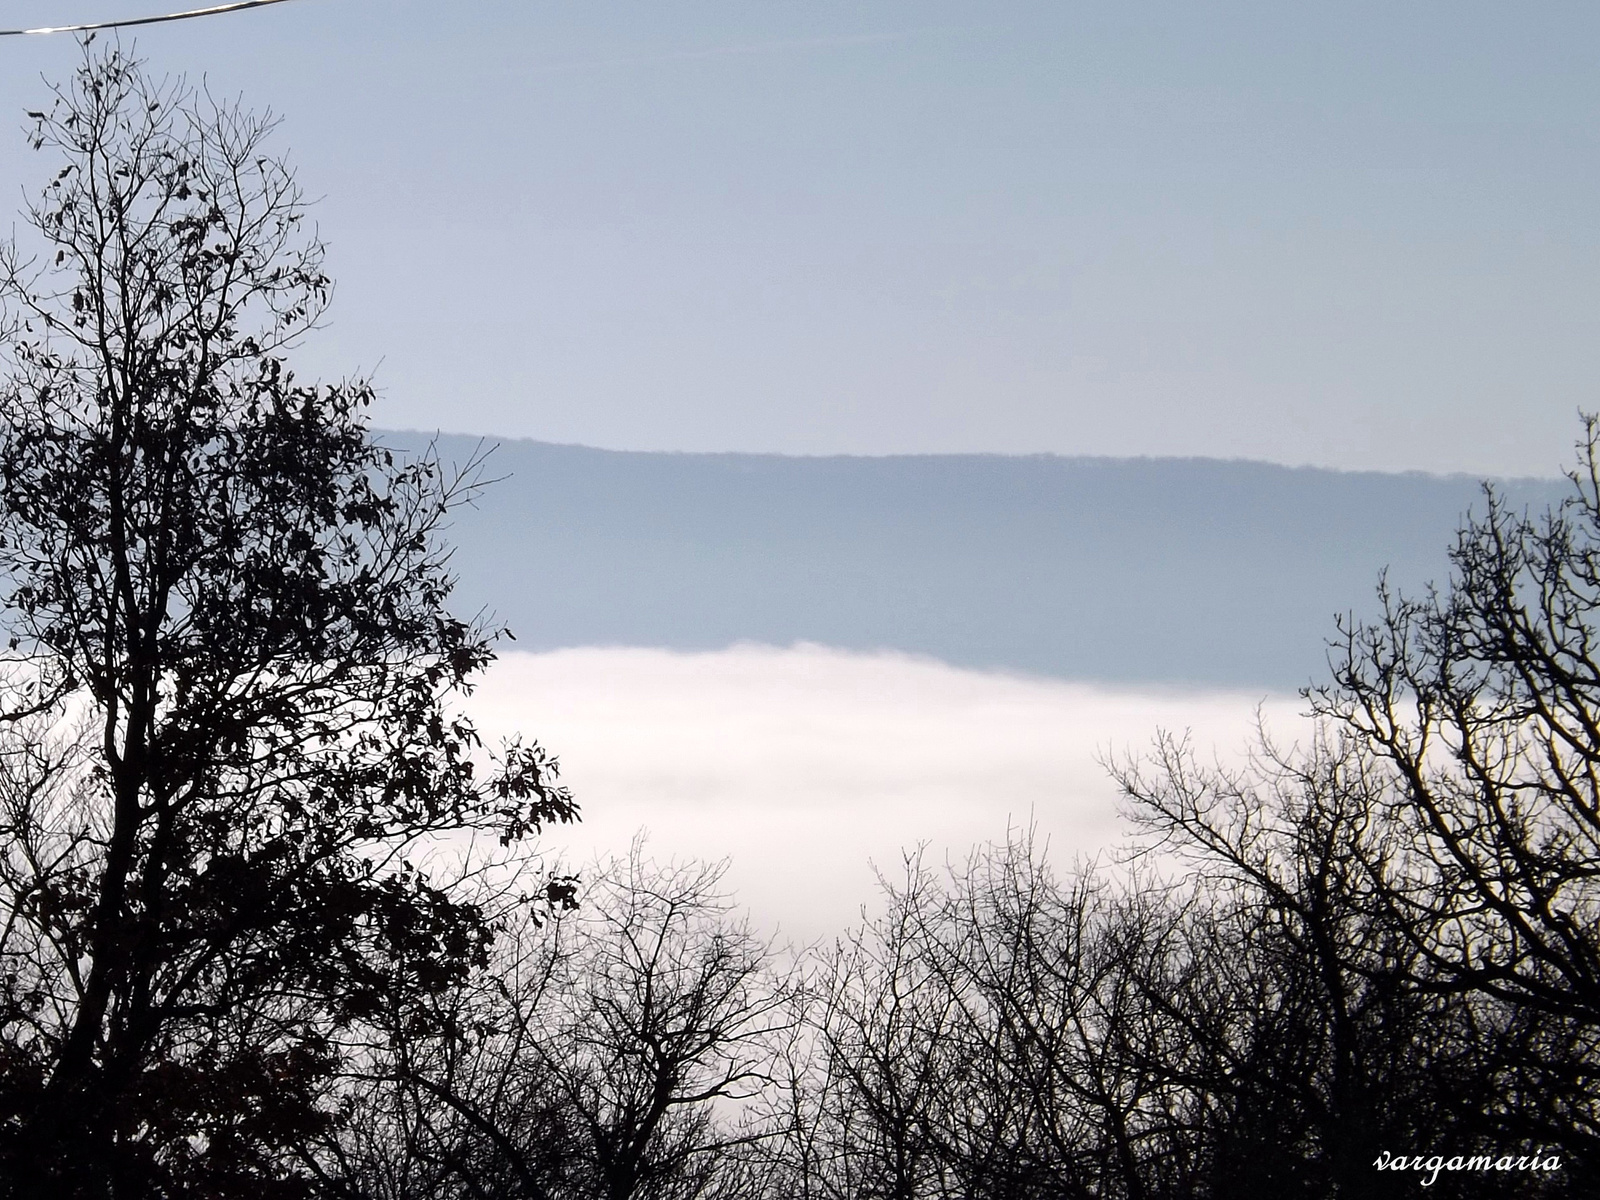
[422,436,1562,933]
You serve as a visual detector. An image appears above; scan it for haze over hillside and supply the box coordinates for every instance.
[389,433,1564,691]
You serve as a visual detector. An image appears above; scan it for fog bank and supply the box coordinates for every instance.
[467,645,1310,940]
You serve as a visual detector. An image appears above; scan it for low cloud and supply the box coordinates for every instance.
[467,644,1308,942]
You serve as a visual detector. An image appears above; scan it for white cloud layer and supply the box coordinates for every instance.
[466,645,1310,942]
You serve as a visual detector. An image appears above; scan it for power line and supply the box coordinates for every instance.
[0,0,300,36]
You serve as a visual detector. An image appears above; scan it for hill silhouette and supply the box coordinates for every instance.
[391,433,1563,690]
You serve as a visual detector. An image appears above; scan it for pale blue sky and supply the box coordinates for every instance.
[2,1,1599,474]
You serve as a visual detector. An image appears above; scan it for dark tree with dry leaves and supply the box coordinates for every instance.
[0,46,575,1199]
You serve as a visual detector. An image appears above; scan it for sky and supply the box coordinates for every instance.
[0,2,1598,475]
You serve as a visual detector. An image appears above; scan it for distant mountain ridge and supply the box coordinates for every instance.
[381,432,1565,690]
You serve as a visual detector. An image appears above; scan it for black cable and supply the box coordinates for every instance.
[0,0,300,36]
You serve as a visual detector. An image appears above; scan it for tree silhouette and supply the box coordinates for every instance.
[1310,417,1600,1168]
[0,46,574,1199]
[346,842,793,1200]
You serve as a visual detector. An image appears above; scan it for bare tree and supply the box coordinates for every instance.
[779,839,1197,1200]
[1115,731,1490,1197]
[1313,416,1600,1164]
[352,840,795,1200]
[769,780,1570,1200]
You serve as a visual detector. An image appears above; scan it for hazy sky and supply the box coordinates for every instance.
[2,2,1599,474]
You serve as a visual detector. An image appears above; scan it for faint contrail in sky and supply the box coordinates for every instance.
[0,0,299,37]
